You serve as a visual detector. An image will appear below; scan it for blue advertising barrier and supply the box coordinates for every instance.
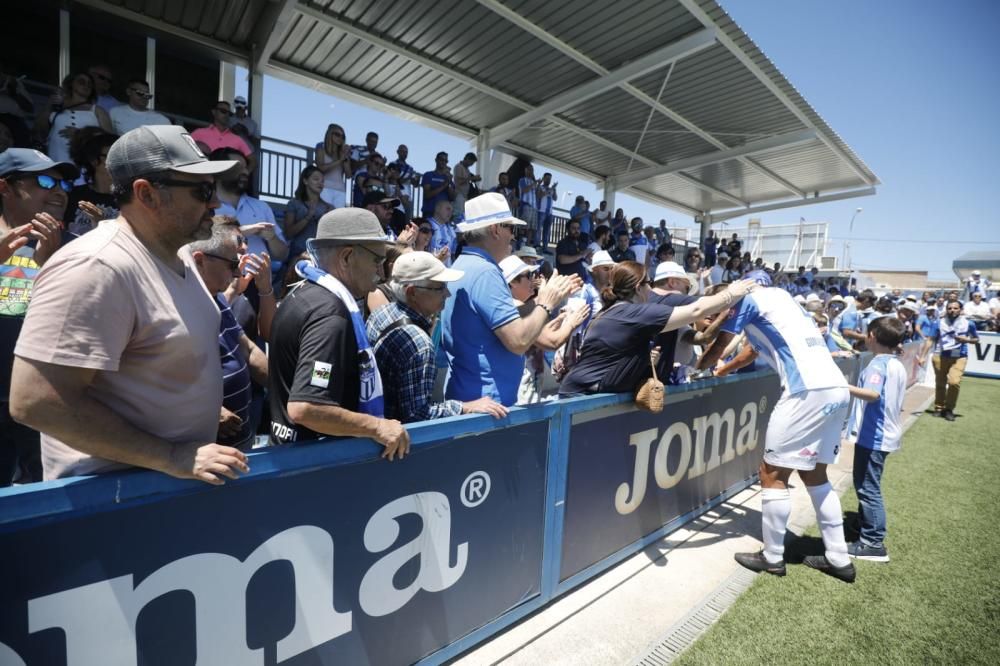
[0,358,870,666]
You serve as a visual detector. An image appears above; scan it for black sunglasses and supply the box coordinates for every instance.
[202,252,240,271]
[151,178,216,203]
[12,173,73,193]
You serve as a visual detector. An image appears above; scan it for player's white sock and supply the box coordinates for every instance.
[761,487,791,563]
[807,482,850,568]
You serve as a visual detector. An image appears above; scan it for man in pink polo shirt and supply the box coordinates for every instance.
[191,100,256,173]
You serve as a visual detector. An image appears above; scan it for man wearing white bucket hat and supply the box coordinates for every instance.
[441,192,581,406]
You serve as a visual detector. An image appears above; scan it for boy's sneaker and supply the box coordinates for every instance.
[803,555,856,583]
[734,551,786,576]
[848,541,890,562]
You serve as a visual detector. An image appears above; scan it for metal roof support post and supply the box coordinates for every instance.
[602,179,616,217]
[697,214,710,246]
[58,9,70,83]
[476,130,498,192]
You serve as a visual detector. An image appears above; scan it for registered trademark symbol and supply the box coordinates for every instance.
[460,471,491,508]
[758,396,767,414]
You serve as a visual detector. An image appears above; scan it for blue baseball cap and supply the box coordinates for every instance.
[745,269,772,287]
[0,148,78,180]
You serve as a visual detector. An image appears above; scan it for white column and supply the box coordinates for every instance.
[58,9,70,83]
[602,179,616,213]
[218,62,236,103]
[145,37,156,99]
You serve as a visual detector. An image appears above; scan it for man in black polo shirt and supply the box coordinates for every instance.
[555,219,591,282]
[268,208,409,460]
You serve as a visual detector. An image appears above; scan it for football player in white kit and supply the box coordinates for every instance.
[698,271,856,583]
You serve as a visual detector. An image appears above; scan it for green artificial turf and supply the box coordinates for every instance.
[676,377,1000,666]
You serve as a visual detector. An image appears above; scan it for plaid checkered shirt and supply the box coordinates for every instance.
[366,301,463,422]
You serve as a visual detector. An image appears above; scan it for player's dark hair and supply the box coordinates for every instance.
[868,316,905,348]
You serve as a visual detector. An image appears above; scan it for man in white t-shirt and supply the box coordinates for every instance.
[108,80,170,135]
[10,125,250,484]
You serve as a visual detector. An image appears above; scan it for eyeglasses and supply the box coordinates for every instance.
[12,173,73,193]
[202,253,240,271]
[151,178,216,203]
[128,89,153,99]
[353,244,386,263]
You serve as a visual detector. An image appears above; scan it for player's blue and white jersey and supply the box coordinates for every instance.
[851,354,907,452]
[722,287,847,396]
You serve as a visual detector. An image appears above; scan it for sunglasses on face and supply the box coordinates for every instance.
[151,178,216,203]
[14,173,73,193]
[202,253,240,271]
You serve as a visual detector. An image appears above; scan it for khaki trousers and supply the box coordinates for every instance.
[932,355,967,411]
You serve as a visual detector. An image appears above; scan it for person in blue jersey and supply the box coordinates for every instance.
[920,299,978,421]
[698,270,856,583]
[914,303,939,340]
[441,193,581,407]
[845,317,907,563]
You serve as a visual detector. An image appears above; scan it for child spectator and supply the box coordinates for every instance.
[846,316,907,563]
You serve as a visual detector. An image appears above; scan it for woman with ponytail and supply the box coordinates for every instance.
[559,261,756,397]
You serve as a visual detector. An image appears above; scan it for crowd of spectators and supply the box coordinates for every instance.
[1,63,996,489]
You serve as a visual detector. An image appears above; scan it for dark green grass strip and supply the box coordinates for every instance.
[676,377,1000,666]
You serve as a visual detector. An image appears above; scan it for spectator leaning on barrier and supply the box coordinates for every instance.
[921,299,978,422]
[1,148,78,486]
[368,251,508,423]
[698,271,856,583]
[648,261,699,380]
[441,192,581,406]
[558,262,755,397]
[962,291,991,325]
[108,80,169,135]
[268,208,410,459]
[188,224,268,450]
[10,125,251,483]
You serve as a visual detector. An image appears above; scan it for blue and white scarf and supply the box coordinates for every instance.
[296,256,384,417]
[937,315,971,356]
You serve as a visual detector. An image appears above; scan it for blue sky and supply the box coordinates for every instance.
[241,0,999,281]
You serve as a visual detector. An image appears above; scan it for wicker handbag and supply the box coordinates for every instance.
[634,350,664,413]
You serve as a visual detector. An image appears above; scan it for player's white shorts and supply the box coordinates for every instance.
[763,386,850,470]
